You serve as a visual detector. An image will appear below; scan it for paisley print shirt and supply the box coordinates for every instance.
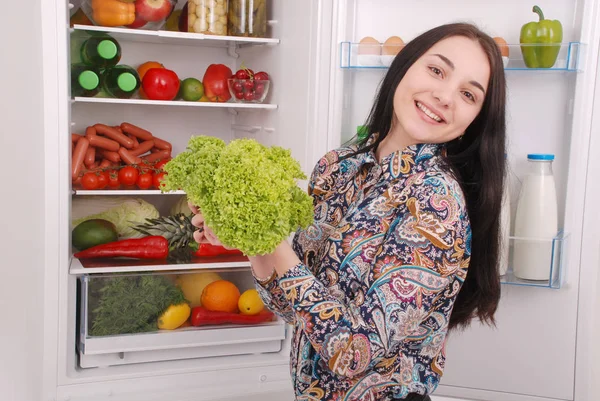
[254,140,471,401]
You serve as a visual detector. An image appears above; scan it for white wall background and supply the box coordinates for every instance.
[0,0,45,401]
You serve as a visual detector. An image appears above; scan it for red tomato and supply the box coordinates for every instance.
[142,68,180,101]
[243,80,255,90]
[107,170,120,189]
[153,172,167,189]
[233,81,243,92]
[154,159,170,171]
[255,83,265,95]
[96,171,108,189]
[254,71,269,81]
[244,91,254,101]
[235,91,244,100]
[235,69,253,79]
[81,172,99,190]
[119,166,139,186]
[136,173,153,189]
[203,64,233,102]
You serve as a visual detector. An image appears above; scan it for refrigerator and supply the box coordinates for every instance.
[36,0,600,400]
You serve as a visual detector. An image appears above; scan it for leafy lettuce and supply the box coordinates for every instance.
[161,136,314,256]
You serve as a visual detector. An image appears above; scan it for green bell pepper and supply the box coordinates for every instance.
[520,5,563,68]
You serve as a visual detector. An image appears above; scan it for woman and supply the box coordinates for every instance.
[191,23,506,401]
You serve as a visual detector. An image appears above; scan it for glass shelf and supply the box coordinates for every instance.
[340,42,584,72]
[500,230,568,289]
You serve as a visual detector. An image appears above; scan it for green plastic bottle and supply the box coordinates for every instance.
[100,65,140,99]
[71,64,101,97]
[80,34,122,68]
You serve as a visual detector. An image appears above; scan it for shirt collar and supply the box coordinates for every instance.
[358,134,443,180]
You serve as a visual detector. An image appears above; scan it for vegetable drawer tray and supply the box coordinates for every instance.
[78,272,286,368]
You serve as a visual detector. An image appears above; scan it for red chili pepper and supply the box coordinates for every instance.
[194,243,243,257]
[74,235,169,259]
[190,307,275,326]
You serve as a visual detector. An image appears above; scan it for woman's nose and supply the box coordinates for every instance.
[432,89,453,108]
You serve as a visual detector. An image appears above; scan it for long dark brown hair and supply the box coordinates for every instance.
[345,23,506,330]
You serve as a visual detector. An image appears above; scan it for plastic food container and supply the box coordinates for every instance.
[227,0,267,38]
[188,0,229,35]
[227,78,270,103]
[80,0,177,30]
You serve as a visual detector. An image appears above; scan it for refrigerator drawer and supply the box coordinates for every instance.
[78,270,286,368]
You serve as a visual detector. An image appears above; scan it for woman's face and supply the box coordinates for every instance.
[391,35,491,145]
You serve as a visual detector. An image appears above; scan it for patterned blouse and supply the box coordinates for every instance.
[254,139,471,401]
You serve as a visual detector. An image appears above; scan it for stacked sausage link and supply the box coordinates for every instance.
[71,122,172,181]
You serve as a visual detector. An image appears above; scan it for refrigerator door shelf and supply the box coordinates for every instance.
[501,230,569,289]
[340,42,585,72]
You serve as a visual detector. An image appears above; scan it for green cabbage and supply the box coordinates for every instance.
[161,136,314,256]
[72,197,159,239]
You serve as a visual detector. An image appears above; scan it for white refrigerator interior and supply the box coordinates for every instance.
[37,0,600,401]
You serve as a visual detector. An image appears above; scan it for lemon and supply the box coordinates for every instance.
[238,289,265,315]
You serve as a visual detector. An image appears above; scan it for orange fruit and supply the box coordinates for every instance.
[201,280,241,313]
[137,61,165,80]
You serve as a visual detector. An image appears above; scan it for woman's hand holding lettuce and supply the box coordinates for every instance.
[160,136,314,256]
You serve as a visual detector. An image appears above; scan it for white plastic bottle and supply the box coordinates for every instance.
[512,154,558,280]
[498,157,511,276]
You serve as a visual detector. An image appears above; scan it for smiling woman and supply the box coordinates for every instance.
[189,22,507,401]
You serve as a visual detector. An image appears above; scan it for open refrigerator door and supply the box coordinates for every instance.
[323,1,600,401]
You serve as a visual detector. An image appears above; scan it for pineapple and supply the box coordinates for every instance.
[134,213,197,250]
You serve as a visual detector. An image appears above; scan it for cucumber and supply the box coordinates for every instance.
[72,219,118,251]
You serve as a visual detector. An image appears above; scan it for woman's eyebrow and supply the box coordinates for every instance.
[432,53,486,95]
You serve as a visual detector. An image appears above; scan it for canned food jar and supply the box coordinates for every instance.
[188,0,229,35]
[228,0,267,37]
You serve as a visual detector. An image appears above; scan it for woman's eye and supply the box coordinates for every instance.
[462,91,475,101]
[429,66,442,76]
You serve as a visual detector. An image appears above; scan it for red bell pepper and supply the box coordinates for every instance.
[74,235,169,259]
[194,243,243,257]
[190,307,275,326]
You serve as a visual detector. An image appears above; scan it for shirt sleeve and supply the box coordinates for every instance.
[253,272,296,324]
[277,173,471,379]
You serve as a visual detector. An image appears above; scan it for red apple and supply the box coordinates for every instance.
[135,0,173,22]
[127,14,148,29]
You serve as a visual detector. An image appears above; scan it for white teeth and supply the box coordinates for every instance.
[416,101,442,122]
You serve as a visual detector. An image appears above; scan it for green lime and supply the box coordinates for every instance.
[180,77,204,101]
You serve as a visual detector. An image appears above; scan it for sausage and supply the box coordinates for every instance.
[94,124,135,149]
[141,149,171,163]
[99,150,121,163]
[85,126,96,137]
[99,159,112,168]
[152,137,172,151]
[72,133,82,143]
[118,147,142,165]
[87,134,120,152]
[127,134,140,149]
[120,122,153,141]
[130,140,155,156]
[84,147,96,168]
[72,137,89,179]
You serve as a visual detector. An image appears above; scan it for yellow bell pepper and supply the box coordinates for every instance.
[91,0,136,27]
[157,303,191,330]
